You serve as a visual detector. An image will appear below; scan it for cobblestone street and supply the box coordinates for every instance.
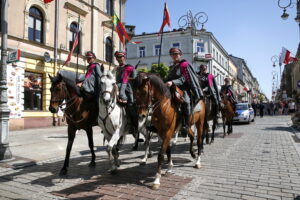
[0,115,300,199]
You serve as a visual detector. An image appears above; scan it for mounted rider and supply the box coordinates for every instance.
[198,64,221,113]
[76,51,102,101]
[165,47,204,134]
[221,77,238,108]
[114,51,138,132]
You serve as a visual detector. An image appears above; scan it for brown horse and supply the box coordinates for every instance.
[133,73,205,190]
[220,90,235,137]
[48,70,99,175]
[202,91,219,144]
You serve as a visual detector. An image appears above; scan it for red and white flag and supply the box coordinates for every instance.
[63,30,79,66]
[159,2,171,34]
[279,47,298,65]
[44,0,54,3]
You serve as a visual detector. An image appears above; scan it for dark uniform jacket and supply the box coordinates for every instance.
[199,73,220,104]
[166,59,203,101]
[82,62,102,97]
[221,84,237,103]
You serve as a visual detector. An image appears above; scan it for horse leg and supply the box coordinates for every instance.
[165,145,173,175]
[85,126,96,167]
[107,127,121,173]
[132,130,139,151]
[60,125,77,175]
[211,118,217,144]
[222,118,226,138]
[187,128,196,159]
[153,131,172,190]
[195,119,204,169]
[141,130,151,165]
[205,122,210,144]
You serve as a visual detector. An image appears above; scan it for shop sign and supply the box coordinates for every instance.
[7,49,20,63]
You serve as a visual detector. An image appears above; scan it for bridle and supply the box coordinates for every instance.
[50,81,77,112]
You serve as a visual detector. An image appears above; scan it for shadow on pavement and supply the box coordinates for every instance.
[263,126,294,133]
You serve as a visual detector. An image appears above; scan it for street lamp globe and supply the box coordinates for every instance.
[281,10,289,20]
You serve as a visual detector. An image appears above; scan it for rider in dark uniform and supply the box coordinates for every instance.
[221,77,237,108]
[76,51,102,101]
[114,51,138,132]
[166,48,204,134]
[198,64,221,113]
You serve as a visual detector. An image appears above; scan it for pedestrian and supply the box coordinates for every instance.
[259,102,264,118]
[251,101,257,117]
[266,101,271,115]
[270,101,274,116]
[288,100,296,114]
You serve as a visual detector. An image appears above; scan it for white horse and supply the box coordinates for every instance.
[98,67,130,172]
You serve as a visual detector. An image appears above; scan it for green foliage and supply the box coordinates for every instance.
[150,63,169,81]
[137,67,149,73]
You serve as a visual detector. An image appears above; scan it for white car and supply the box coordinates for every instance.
[233,103,255,124]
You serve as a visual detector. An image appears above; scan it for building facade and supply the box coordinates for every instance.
[126,27,229,88]
[2,0,125,130]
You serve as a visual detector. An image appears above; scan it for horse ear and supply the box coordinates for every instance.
[48,74,53,82]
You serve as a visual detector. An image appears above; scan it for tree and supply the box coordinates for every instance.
[150,63,169,81]
[137,67,149,73]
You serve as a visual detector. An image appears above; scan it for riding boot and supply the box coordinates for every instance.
[181,112,190,137]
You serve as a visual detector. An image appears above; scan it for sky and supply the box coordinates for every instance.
[125,0,299,99]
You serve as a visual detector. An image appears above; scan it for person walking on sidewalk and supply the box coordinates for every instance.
[259,102,265,118]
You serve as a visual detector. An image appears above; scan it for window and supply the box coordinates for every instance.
[154,44,161,56]
[196,42,204,52]
[105,37,113,62]
[213,48,215,58]
[106,0,113,16]
[216,52,219,62]
[172,43,180,49]
[69,22,80,54]
[28,7,43,43]
[139,46,145,57]
[24,72,43,111]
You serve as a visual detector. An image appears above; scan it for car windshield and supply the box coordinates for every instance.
[236,104,248,110]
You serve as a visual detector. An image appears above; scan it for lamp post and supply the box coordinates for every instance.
[278,0,300,42]
[0,0,12,160]
[271,55,281,77]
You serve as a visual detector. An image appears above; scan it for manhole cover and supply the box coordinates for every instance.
[264,142,270,144]
[262,150,270,153]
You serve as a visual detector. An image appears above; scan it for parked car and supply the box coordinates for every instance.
[233,103,255,124]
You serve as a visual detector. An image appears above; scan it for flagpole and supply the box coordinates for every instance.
[54,0,59,74]
[158,3,166,66]
[158,31,164,66]
[76,15,80,81]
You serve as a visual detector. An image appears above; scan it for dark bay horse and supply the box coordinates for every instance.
[202,90,219,144]
[133,73,205,190]
[48,70,99,175]
[220,90,235,137]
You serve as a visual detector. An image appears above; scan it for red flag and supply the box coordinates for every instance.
[44,0,54,3]
[112,13,141,47]
[63,31,79,66]
[159,2,171,34]
[279,47,297,65]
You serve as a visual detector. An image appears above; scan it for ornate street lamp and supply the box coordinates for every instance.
[178,10,208,32]
[271,55,281,76]
[278,0,300,41]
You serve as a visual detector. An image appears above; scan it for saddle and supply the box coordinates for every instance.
[170,85,184,105]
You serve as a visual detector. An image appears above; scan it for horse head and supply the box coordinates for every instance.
[133,73,151,119]
[100,69,117,105]
[48,73,67,113]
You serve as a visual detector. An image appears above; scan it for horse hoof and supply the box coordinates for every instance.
[148,153,153,158]
[132,146,138,151]
[152,184,160,190]
[110,169,117,175]
[89,162,96,167]
[191,153,196,159]
[59,169,67,176]
[194,164,202,169]
[210,140,214,144]
[140,161,146,166]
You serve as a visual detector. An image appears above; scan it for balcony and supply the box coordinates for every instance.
[194,52,212,61]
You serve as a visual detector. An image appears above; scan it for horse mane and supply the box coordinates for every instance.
[134,73,171,98]
[54,70,84,91]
